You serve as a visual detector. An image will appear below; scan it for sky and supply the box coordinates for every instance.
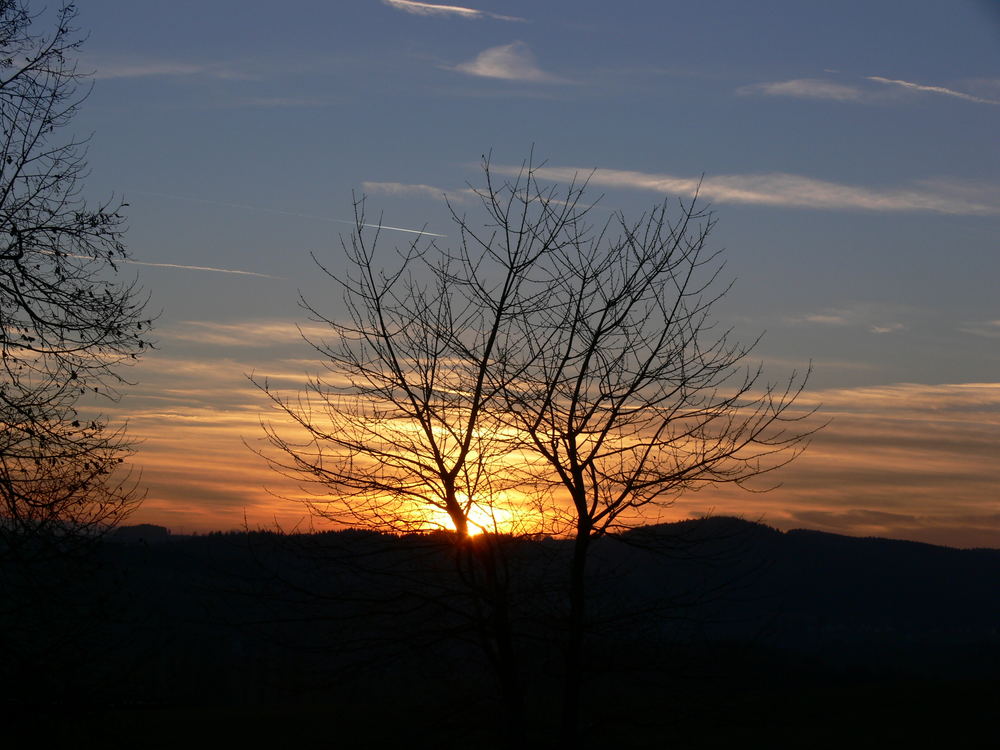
[52,0,1000,546]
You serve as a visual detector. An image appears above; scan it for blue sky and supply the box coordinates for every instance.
[57,0,1000,544]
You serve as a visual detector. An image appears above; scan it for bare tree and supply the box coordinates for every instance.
[491,180,813,740]
[254,168,601,736]
[0,1,150,562]
[257,152,813,742]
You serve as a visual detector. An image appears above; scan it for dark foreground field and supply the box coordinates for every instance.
[3,518,999,747]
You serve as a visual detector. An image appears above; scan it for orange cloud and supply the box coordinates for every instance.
[667,383,1000,547]
[102,332,1000,547]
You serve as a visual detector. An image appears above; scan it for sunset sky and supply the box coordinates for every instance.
[67,0,999,546]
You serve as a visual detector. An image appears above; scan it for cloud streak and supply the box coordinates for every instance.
[162,320,333,347]
[362,181,476,203]
[739,74,1000,106]
[790,303,909,335]
[382,0,524,21]
[491,165,1000,215]
[453,42,563,83]
[671,381,1000,548]
[959,320,1000,339]
[738,78,865,101]
[92,61,210,79]
[84,56,260,81]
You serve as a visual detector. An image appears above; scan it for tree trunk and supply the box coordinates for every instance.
[560,525,591,744]
[463,536,525,746]
[492,592,526,746]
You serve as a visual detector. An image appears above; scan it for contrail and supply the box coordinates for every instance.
[866,76,1000,105]
[36,249,283,279]
[123,258,283,279]
[132,189,447,237]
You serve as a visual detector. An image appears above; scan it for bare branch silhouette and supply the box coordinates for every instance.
[0,1,151,564]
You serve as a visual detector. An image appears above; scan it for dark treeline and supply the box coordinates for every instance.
[2,517,999,747]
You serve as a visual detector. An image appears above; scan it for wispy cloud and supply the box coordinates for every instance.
[382,0,525,21]
[740,74,1000,105]
[800,313,851,326]
[959,320,1000,339]
[92,61,210,79]
[492,164,1000,215]
[867,75,1000,105]
[163,320,332,347]
[84,57,259,81]
[738,78,865,101]
[789,303,908,334]
[362,181,476,202]
[868,323,905,335]
[453,42,563,83]
[675,381,1000,548]
[780,508,1000,549]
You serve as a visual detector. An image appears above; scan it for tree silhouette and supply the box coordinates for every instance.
[253,170,595,735]
[0,1,150,563]
[257,151,814,741]
[488,179,814,739]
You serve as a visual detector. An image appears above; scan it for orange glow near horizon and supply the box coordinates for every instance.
[99,341,1000,548]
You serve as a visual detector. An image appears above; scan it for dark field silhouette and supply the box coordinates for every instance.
[2,516,998,747]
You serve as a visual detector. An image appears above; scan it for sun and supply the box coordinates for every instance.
[415,492,532,536]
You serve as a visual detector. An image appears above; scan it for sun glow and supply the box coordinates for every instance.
[415,491,539,536]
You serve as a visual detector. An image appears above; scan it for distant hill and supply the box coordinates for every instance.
[109,523,172,544]
[606,516,1000,649]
